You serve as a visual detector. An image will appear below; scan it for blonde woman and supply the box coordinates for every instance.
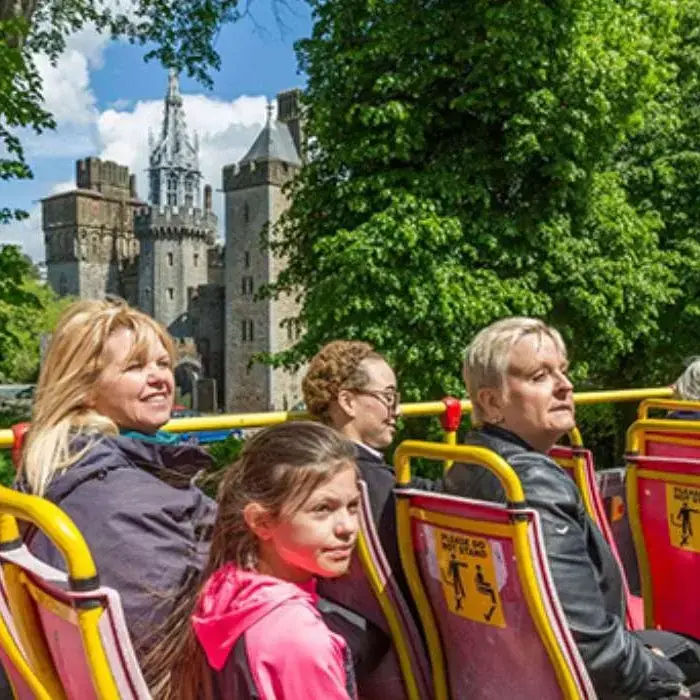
[449,317,692,698]
[19,299,215,655]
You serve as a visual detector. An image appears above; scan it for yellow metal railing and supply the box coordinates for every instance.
[0,386,674,450]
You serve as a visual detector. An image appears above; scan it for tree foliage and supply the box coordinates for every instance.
[0,244,72,382]
[0,0,249,222]
[268,0,685,407]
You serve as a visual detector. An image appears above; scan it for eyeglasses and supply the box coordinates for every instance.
[351,389,401,411]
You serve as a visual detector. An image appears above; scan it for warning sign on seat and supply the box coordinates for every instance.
[434,527,505,628]
[666,484,700,553]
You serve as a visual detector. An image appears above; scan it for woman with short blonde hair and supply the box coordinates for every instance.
[448,316,689,698]
[19,298,215,657]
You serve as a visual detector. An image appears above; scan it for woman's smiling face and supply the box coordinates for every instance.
[92,326,174,433]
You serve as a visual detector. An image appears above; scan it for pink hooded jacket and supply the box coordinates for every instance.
[192,563,357,700]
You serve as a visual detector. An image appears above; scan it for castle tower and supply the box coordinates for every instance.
[135,70,216,334]
[222,89,303,411]
[42,158,142,302]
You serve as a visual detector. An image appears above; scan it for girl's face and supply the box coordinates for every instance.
[256,464,361,583]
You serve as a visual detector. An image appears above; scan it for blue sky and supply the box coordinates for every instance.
[2,0,313,260]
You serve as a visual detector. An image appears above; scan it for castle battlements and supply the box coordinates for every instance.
[135,206,216,243]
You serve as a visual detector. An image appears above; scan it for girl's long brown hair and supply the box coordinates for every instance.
[144,421,357,699]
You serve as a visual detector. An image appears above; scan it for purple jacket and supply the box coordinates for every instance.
[25,434,216,653]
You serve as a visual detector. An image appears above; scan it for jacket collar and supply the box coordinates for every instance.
[480,423,537,452]
[44,433,213,502]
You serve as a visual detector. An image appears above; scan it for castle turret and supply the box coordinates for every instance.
[135,70,217,334]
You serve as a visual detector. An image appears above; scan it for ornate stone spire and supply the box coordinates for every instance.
[147,70,201,208]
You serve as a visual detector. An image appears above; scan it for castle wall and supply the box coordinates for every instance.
[135,206,215,335]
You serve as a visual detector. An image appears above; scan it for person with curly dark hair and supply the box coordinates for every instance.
[302,341,432,696]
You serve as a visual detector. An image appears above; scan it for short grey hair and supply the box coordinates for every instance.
[463,317,567,425]
[673,357,700,401]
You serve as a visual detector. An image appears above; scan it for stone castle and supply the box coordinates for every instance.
[42,71,303,412]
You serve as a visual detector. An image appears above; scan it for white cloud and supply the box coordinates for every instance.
[33,28,109,128]
[0,206,44,261]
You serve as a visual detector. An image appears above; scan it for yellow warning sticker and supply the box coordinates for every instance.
[667,484,700,553]
[434,527,505,628]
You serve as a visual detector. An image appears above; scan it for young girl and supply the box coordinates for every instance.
[148,421,361,700]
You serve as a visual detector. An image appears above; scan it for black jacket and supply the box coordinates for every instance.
[25,434,216,654]
[444,424,685,699]
[317,443,432,688]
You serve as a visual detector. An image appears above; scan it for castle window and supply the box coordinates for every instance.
[184,177,194,208]
[167,174,178,206]
[241,319,254,342]
[58,274,68,296]
[244,251,250,268]
[287,323,293,341]
[241,277,246,295]
[243,202,249,223]
[247,277,254,295]
[194,253,199,267]
[167,252,173,266]
[167,287,174,300]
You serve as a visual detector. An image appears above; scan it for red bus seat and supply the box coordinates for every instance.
[394,441,595,700]
[0,486,151,699]
[625,451,700,639]
[320,480,433,700]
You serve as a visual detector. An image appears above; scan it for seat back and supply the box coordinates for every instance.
[0,486,150,699]
[549,443,643,630]
[625,449,700,638]
[318,481,433,700]
[633,400,700,458]
[394,441,595,700]
[0,564,51,700]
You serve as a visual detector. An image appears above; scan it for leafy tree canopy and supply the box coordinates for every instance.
[0,0,248,223]
[0,244,72,382]
[268,0,686,406]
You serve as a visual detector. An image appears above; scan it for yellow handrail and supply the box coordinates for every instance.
[0,386,675,449]
[637,397,700,420]
[0,486,98,583]
[626,417,700,453]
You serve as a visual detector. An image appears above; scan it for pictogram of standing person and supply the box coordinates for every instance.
[671,501,700,546]
[442,553,469,610]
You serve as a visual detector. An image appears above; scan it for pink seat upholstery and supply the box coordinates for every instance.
[396,488,595,699]
[626,453,700,639]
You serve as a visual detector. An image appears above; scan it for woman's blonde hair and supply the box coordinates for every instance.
[21,298,175,496]
[464,317,567,425]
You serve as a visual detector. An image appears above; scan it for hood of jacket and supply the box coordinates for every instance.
[43,433,213,503]
[192,564,319,671]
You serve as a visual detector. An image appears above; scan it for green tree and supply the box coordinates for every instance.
[0,245,42,370]
[267,0,680,407]
[615,0,700,385]
[1,0,253,223]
